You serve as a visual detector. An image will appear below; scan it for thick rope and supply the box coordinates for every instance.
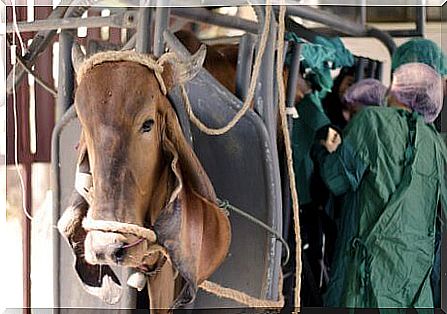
[179,4,272,136]
[276,4,302,311]
[82,218,157,243]
[76,50,169,95]
[199,274,284,308]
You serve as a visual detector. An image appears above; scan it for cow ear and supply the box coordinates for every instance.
[160,45,206,92]
[57,141,122,305]
[153,105,231,308]
[72,42,86,74]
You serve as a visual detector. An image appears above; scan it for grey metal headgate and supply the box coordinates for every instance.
[7,2,402,311]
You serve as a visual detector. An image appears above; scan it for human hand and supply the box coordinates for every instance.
[320,127,341,153]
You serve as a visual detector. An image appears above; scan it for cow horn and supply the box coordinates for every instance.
[72,42,86,74]
[176,44,206,84]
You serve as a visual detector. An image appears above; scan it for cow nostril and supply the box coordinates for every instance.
[114,246,126,263]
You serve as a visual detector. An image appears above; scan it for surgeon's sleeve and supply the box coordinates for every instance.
[311,139,367,196]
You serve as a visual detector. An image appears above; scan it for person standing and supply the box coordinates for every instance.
[313,63,447,307]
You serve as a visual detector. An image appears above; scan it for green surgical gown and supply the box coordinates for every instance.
[312,107,447,308]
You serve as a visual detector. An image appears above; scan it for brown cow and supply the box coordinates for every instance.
[175,30,310,102]
[58,44,231,312]
[58,30,308,312]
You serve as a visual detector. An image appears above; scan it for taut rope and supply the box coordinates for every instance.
[178,5,272,136]
[276,4,302,311]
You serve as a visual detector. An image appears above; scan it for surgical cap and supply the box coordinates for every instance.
[392,38,447,76]
[343,79,387,108]
[391,63,443,123]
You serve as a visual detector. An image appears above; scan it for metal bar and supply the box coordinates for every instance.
[56,31,74,120]
[286,43,301,111]
[375,61,383,81]
[387,29,425,37]
[235,34,255,101]
[254,7,282,301]
[51,105,77,309]
[282,42,301,245]
[6,3,70,95]
[280,6,396,55]
[360,1,367,26]
[365,27,397,55]
[164,30,191,60]
[354,57,366,81]
[171,7,259,34]
[201,35,242,45]
[135,7,153,54]
[284,16,318,43]
[282,5,366,37]
[369,61,377,79]
[416,6,426,37]
[153,6,171,57]
[122,33,137,50]
[6,13,132,33]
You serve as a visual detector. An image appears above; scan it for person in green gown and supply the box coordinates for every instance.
[391,38,447,308]
[312,62,447,307]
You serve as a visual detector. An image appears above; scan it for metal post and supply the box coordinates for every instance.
[56,31,74,120]
[171,7,258,34]
[286,43,301,110]
[153,6,171,57]
[254,6,283,301]
[282,42,301,245]
[416,6,426,37]
[135,7,153,54]
[355,57,367,82]
[51,106,77,309]
[360,2,367,26]
[235,34,255,101]
[375,61,383,81]
[369,61,377,79]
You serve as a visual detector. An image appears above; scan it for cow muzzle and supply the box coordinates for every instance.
[84,231,147,266]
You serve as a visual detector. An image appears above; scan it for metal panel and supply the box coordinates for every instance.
[166,29,283,308]
[169,70,283,308]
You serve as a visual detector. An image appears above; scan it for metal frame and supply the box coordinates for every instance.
[7,2,422,310]
[387,6,426,37]
[5,11,138,33]
[235,33,255,101]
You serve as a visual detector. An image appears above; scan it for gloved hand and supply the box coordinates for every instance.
[315,125,342,153]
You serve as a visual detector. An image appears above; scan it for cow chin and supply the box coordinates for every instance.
[84,230,148,268]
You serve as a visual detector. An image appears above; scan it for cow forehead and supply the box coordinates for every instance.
[76,61,160,126]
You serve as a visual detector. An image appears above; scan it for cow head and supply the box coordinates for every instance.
[58,45,231,308]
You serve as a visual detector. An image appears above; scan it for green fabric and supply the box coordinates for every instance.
[313,36,355,69]
[391,38,447,76]
[285,33,354,97]
[292,92,330,205]
[314,107,447,307]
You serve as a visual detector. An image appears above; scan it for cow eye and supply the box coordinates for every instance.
[140,119,154,133]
